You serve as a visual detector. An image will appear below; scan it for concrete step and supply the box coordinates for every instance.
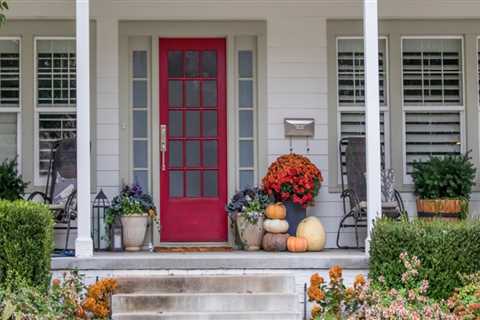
[112,292,298,314]
[115,275,296,294]
[112,311,302,320]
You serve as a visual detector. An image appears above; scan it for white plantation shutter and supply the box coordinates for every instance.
[402,39,462,106]
[0,40,20,107]
[405,112,461,174]
[0,113,17,162]
[337,39,386,106]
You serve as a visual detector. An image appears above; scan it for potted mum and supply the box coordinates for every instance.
[411,153,476,220]
[226,187,271,251]
[106,183,156,251]
[262,154,323,234]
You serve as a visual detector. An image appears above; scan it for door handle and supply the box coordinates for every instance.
[160,124,167,171]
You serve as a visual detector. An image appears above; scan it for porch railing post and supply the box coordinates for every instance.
[363,0,382,254]
[75,0,93,257]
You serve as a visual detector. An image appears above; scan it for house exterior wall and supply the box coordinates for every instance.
[4,0,480,248]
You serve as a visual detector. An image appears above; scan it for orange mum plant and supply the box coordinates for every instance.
[81,278,118,319]
[262,154,322,207]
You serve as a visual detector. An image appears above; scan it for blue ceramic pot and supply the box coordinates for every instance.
[284,201,306,235]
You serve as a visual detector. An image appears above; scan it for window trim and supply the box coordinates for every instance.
[33,36,77,186]
[0,37,22,172]
[400,35,466,184]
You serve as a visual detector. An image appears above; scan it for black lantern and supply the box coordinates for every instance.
[109,217,124,252]
[92,189,110,251]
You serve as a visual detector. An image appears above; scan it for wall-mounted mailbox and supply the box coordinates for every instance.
[284,118,315,137]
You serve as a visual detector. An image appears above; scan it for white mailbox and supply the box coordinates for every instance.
[284,118,315,137]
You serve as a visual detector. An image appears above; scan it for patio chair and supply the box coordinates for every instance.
[28,138,77,252]
[337,137,405,249]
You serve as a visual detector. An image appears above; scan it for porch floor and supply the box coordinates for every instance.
[51,249,368,271]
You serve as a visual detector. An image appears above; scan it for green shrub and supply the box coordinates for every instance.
[411,153,476,200]
[369,218,480,300]
[0,158,28,200]
[0,200,54,290]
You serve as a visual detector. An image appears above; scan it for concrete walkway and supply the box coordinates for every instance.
[51,249,367,270]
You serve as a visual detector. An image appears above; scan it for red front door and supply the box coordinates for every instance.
[159,38,227,242]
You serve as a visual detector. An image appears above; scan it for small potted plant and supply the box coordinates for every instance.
[106,183,156,251]
[412,152,476,220]
[226,187,270,251]
[262,154,323,234]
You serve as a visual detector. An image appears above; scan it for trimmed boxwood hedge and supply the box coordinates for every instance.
[0,200,54,289]
[370,218,480,300]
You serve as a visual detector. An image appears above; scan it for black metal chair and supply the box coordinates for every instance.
[28,138,77,252]
[337,137,405,249]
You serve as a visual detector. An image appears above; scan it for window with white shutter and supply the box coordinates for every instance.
[35,38,77,184]
[402,38,465,183]
[0,38,20,164]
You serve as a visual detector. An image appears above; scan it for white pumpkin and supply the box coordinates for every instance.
[263,219,289,234]
[296,217,326,251]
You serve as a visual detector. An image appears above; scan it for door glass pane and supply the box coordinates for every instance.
[239,80,253,108]
[185,51,199,77]
[239,51,253,78]
[133,81,147,108]
[186,80,200,107]
[169,171,183,197]
[185,140,200,167]
[203,111,217,137]
[202,80,217,107]
[133,141,148,168]
[168,80,182,107]
[169,141,183,167]
[203,140,217,167]
[168,51,183,77]
[239,110,253,138]
[239,140,254,167]
[203,171,218,197]
[133,110,148,138]
[169,111,183,137]
[186,171,200,197]
[185,111,200,137]
[239,170,254,189]
[202,51,217,77]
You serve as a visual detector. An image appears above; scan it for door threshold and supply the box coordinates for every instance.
[158,242,231,248]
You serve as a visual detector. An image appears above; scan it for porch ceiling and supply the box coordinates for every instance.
[51,249,368,270]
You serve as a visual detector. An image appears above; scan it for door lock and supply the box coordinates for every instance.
[160,124,167,171]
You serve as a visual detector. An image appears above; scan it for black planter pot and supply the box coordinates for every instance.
[284,201,306,235]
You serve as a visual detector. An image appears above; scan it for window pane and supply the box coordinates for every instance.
[203,171,218,197]
[186,81,200,107]
[133,110,148,138]
[133,81,147,108]
[186,171,200,197]
[203,111,217,137]
[168,51,183,77]
[239,80,253,108]
[239,140,254,167]
[202,51,217,77]
[134,170,149,193]
[185,51,199,77]
[185,140,200,167]
[239,170,254,189]
[0,113,17,162]
[239,51,253,78]
[133,51,147,78]
[133,140,148,168]
[239,110,253,138]
[203,140,217,167]
[169,111,183,137]
[169,141,183,167]
[37,39,76,107]
[185,111,200,137]
[0,39,20,107]
[169,171,183,197]
[168,80,182,107]
[202,80,217,107]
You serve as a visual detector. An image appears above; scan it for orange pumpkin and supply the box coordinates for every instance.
[265,203,287,220]
[287,236,308,252]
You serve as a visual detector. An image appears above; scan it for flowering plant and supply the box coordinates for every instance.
[262,154,322,207]
[226,187,271,224]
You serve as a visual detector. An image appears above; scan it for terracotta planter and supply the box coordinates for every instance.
[416,198,466,220]
[236,214,264,251]
[284,201,307,235]
[120,214,148,251]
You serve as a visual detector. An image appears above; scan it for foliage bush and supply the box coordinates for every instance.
[0,158,28,200]
[411,153,476,200]
[369,218,480,300]
[0,200,54,289]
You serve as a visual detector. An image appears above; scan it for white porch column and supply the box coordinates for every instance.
[75,0,93,257]
[363,0,382,254]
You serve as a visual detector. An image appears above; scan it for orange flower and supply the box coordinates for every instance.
[51,278,61,287]
[354,274,366,287]
[311,304,322,318]
[308,285,326,302]
[310,273,324,286]
[329,265,343,282]
[82,278,118,318]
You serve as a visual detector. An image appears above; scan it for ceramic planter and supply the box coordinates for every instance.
[284,201,307,235]
[236,214,264,251]
[416,198,466,220]
[120,214,148,251]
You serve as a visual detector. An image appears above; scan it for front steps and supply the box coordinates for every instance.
[111,275,301,320]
